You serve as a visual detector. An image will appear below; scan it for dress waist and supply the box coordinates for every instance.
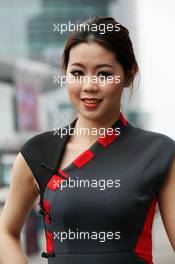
[46,251,150,264]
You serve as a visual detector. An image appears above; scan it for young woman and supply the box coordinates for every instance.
[0,16,174,264]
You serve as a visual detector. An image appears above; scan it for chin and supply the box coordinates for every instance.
[78,108,106,122]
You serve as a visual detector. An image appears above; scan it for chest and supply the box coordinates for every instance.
[43,147,158,258]
[46,142,159,223]
[59,142,94,171]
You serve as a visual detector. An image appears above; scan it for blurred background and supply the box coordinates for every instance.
[0,0,174,263]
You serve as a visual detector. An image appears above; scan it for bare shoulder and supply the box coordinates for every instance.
[0,153,39,238]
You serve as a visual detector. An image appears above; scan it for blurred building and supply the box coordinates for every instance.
[0,0,41,58]
[27,0,113,61]
[0,58,75,188]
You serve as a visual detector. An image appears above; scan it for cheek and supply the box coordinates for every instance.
[101,82,123,98]
[67,82,81,103]
[99,72,125,93]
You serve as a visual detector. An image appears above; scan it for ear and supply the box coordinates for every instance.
[125,64,138,87]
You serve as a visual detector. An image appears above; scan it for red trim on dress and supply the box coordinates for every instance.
[120,112,127,126]
[134,197,157,264]
[97,112,127,147]
[42,111,128,257]
[43,199,51,224]
[73,149,95,168]
[46,231,54,253]
[98,132,118,147]
[58,169,69,178]
[47,174,65,191]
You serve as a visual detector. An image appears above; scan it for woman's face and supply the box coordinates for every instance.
[66,42,126,123]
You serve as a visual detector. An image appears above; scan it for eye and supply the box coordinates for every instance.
[98,71,113,78]
[70,70,84,77]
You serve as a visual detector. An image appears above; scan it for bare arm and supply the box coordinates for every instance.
[0,153,39,264]
[158,157,175,251]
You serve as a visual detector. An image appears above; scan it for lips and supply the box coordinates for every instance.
[81,98,102,104]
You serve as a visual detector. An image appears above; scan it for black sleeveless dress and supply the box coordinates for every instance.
[20,112,175,264]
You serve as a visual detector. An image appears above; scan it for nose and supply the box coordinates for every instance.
[82,75,99,92]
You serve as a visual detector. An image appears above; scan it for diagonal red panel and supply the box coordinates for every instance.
[134,197,157,264]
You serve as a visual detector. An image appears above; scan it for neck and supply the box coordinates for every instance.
[73,111,121,144]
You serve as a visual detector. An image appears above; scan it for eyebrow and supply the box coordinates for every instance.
[71,63,114,69]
